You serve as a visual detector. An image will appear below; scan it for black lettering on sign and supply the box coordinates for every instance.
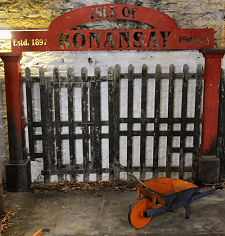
[104,32,115,48]
[95,7,103,18]
[179,36,207,44]
[89,32,100,48]
[73,33,86,48]
[58,30,174,50]
[91,8,94,19]
[119,32,130,48]
[122,7,137,18]
[147,32,158,47]
[110,6,117,17]
[59,33,71,49]
[91,5,118,19]
[122,7,131,17]
[160,31,171,47]
[103,6,109,18]
[131,8,137,18]
[133,32,144,48]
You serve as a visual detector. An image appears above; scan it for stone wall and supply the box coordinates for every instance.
[0,0,60,29]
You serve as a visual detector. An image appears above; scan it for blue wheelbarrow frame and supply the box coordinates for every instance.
[143,185,223,219]
[116,162,223,228]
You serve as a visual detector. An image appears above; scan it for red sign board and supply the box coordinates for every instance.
[11,4,214,52]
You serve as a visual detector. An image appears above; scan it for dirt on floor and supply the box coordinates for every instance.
[30,180,137,193]
[1,181,225,236]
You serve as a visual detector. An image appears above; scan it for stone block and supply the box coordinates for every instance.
[0,10,7,19]
[198,155,220,184]
[25,10,40,18]
[6,159,31,192]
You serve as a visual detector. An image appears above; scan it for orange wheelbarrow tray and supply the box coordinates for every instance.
[116,163,223,229]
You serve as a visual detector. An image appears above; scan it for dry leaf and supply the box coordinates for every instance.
[0,211,16,232]
[30,180,137,193]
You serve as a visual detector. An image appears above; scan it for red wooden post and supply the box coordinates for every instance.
[201,51,224,155]
[0,53,31,191]
[198,50,224,183]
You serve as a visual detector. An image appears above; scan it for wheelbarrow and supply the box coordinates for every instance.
[116,162,223,229]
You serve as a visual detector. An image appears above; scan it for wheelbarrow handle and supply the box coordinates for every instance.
[115,162,163,198]
[214,185,223,190]
[191,185,223,202]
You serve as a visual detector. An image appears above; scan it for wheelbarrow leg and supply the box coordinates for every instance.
[183,189,196,219]
[184,204,190,219]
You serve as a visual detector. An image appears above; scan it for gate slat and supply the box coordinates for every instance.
[89,75,95,178]
[25,68,35,161]
[166,65,175,177]
[179,64,189,179]
[81,68,89,182]
[40,68,51,182]
[53,68,63,181]
[91,68,102,181]
[140,64,147,179]
[193,65,203,180]
[153,65,161,178]
[127,64,134,178]
[47,77,55,172]
[113,65,120,180]
[67,68,76,180]
[108,67,115,180]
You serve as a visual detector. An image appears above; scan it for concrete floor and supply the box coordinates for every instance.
[2,187,225,236]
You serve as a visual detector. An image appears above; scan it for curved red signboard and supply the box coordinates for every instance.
[11,4,214,52]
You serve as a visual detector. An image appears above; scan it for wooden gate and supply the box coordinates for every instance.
[24,63,203,182]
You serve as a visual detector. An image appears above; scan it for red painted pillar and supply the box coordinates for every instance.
[0,53,31,191]
[201,52,224,155]
[1,54,23,162]
[198,50,224,183]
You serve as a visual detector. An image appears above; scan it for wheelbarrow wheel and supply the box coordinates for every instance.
[128,198,153,229]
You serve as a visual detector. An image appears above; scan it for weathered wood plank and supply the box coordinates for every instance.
[179,64,189,179]
[127,64,134,179]
[81,67,89,182]
[40,68,51,182]
[53,67,63,181]
[108,67,115,180]
[140,64,147,180]
[192,65,203,180]
[91,68,102,180]
[166,64,175,177]
[153,65,161,178]
[113,64,121,180]
[47,76,55,173]
[67,67,76,180]
[25,68,35,161]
